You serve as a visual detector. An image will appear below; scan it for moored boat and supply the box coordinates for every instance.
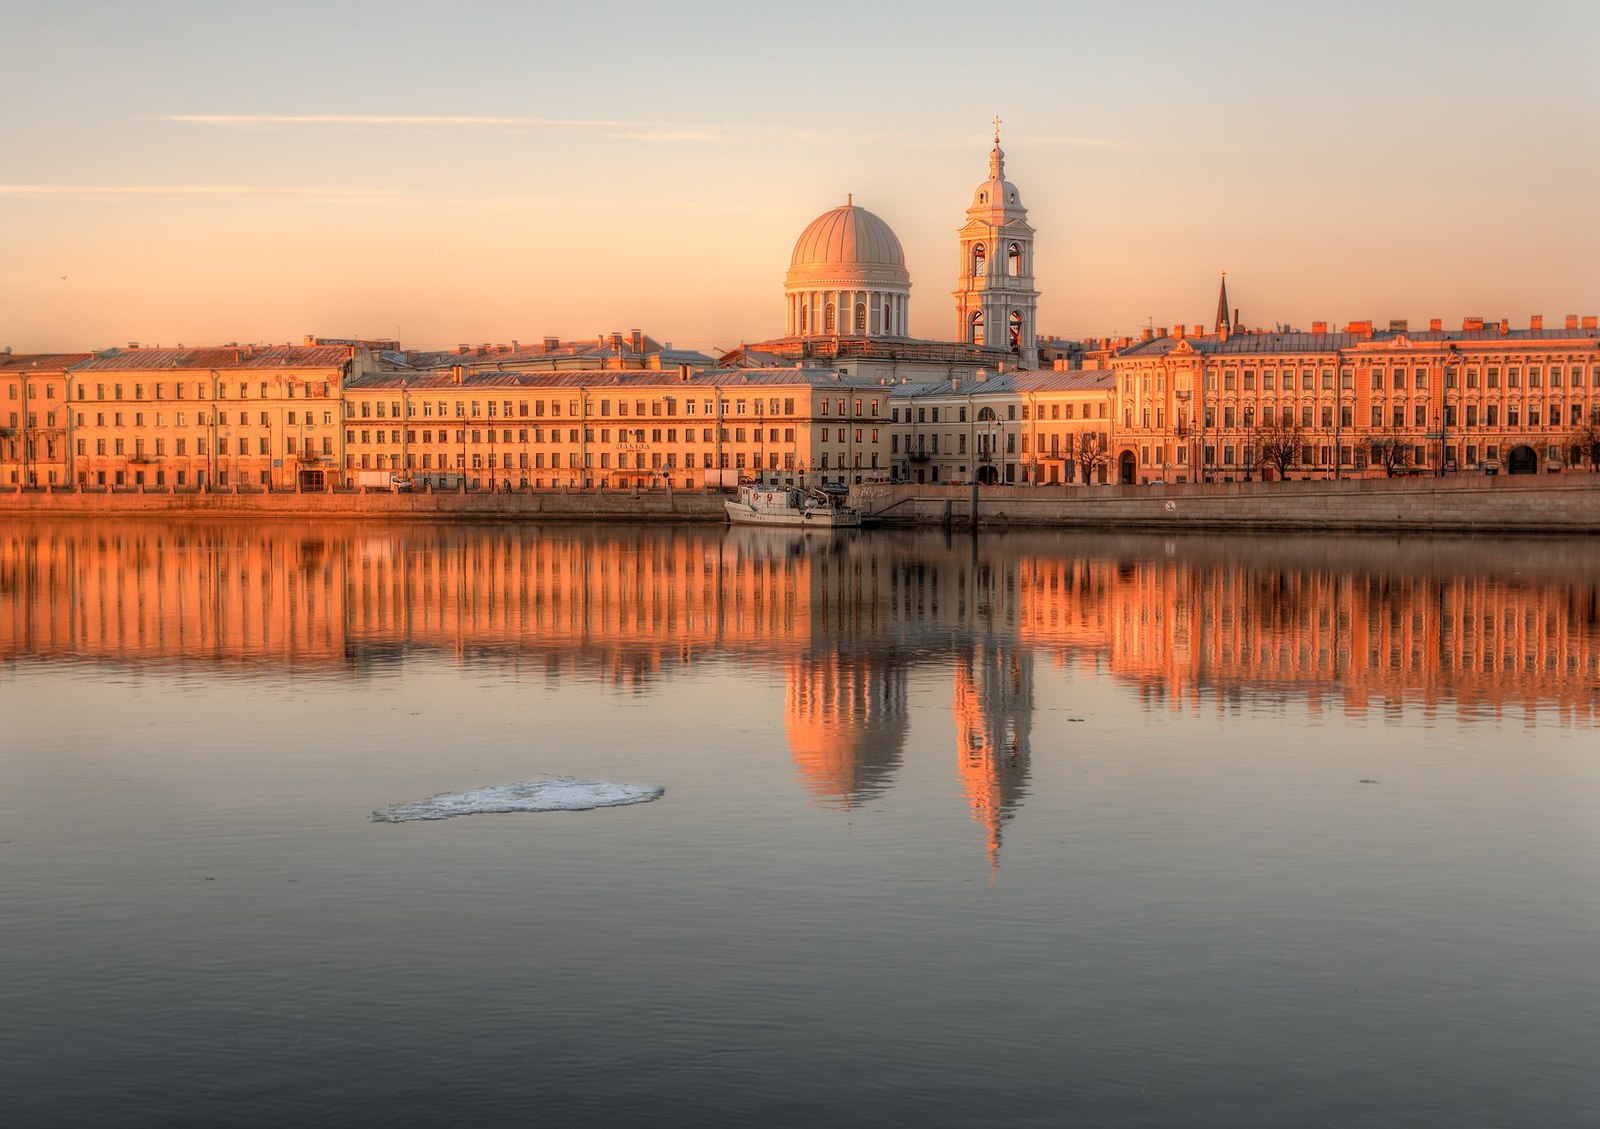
[725,484,863,528]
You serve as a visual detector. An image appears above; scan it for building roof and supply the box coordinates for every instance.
[75,344,355,371]
[888,368,1115,398]
[1116,325,1600,359]
[723,335,1009,367]
[0,352,93,373]
[342,366,896,394]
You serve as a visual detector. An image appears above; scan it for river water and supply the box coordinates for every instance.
[3,520,1598,1127]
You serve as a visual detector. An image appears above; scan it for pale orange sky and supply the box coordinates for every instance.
[4,1,1598,355]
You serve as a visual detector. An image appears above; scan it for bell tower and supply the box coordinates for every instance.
[953,119,1039,357]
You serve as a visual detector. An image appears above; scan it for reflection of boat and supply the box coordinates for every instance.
[725,484,862,528]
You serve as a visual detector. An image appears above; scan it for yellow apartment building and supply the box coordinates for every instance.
[0,350,87,487]
[338,366,895,492]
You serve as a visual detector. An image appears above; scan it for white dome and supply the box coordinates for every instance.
[784,200,912,339]
[789,203,906,271]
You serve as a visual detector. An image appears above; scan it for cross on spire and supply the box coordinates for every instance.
[992,116,1002,145]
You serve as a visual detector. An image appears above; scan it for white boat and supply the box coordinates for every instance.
[725,484,863,528]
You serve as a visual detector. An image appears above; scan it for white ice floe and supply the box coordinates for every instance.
[372,777,664,822]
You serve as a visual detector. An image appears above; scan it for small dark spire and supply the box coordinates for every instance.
[1215,272,1231,334]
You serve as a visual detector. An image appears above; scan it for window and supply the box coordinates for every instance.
[971,243,986,277]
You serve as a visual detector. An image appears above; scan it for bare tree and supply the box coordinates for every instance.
[1569,421,1600,472]
[1362,431,1414,477]
[1255,423,1304,479]
[1075,430,1110,484]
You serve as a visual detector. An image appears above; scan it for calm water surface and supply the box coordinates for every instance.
[3,520,1599,1127]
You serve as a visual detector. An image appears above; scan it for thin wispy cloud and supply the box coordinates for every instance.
[158,113,723,134]
[0,184,412,203]
[161,114,625,127]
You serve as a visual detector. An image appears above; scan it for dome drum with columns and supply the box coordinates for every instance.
[785,196,912,339]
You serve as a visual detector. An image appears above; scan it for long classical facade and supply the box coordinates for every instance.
[339,366,894,491]
[1097,309,1600,484]
[7,130,1600,492]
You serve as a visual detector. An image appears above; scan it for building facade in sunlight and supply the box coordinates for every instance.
[1090,299,1600,485]
[5,129,1600,492]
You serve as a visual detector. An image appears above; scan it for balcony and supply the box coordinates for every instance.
[908,451,931,462]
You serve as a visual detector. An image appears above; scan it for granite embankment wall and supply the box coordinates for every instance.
[4,476,1600,532]
[861,475,1600,534]
[0,486,728,522]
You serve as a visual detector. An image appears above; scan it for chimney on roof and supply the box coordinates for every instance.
[1311,321,1328,334]
[975,369,988,383]
[303,334,317,346]
[1583,316,1598,330]
[1430,318,1442,332]
[1499,319,1509,335]
[630,329,643,353]
[1530,315,1543,331]
[678,364,692,380]
[1566,315,1579,330]
[543,336,560,351]
[1140,328,1153,342]
[609,332,624,351]
[1389,319,1408,333]
[128,341,140,349]
[952,374,962,391]
[1195,325,1204,337]
[1174,324,1185,339]
[451,365,465,383]
[1463,317,1484,331]
[457,343,472,354]
[1157,327,1168,338]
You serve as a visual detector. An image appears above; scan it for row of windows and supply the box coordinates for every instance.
[347,396,876,420]
[348,451,883,472]
[7,383,58,399]
[344,426,871,446]
[896,402,1112,424]
[73,382,330,401]
[72,410,332,428]
[72,436,335,457]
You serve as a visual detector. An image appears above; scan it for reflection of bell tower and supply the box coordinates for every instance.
[953,118,1039,356]
[786,652,909,810]
[953,638,1034,877]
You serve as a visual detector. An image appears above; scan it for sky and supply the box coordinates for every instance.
[3,0,1598,355]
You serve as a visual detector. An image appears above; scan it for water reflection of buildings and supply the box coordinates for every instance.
[4,523,1598,871]
[954,641,1032,876]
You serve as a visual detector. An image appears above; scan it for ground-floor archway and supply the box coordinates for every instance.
[1507,445,1539,474]
[1118,450,1137,485]
[977,464,1000,486]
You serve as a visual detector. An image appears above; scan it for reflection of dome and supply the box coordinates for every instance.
[784,199,912,338]
[788,204,907,273]
[785,654,908,809]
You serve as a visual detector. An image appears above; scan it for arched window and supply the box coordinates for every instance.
[824,303,836,335]
[1008,242,1022,277]
[977,407,998,421]
[971,244,986,278]
[799,304,808,335]
[854,303,867,335]
[882,301,892,335]
[969,310,984,346]
[1008,310,1023,350]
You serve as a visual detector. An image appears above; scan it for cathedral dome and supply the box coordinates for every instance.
[788,202,907,272]
[784,198,912,338]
